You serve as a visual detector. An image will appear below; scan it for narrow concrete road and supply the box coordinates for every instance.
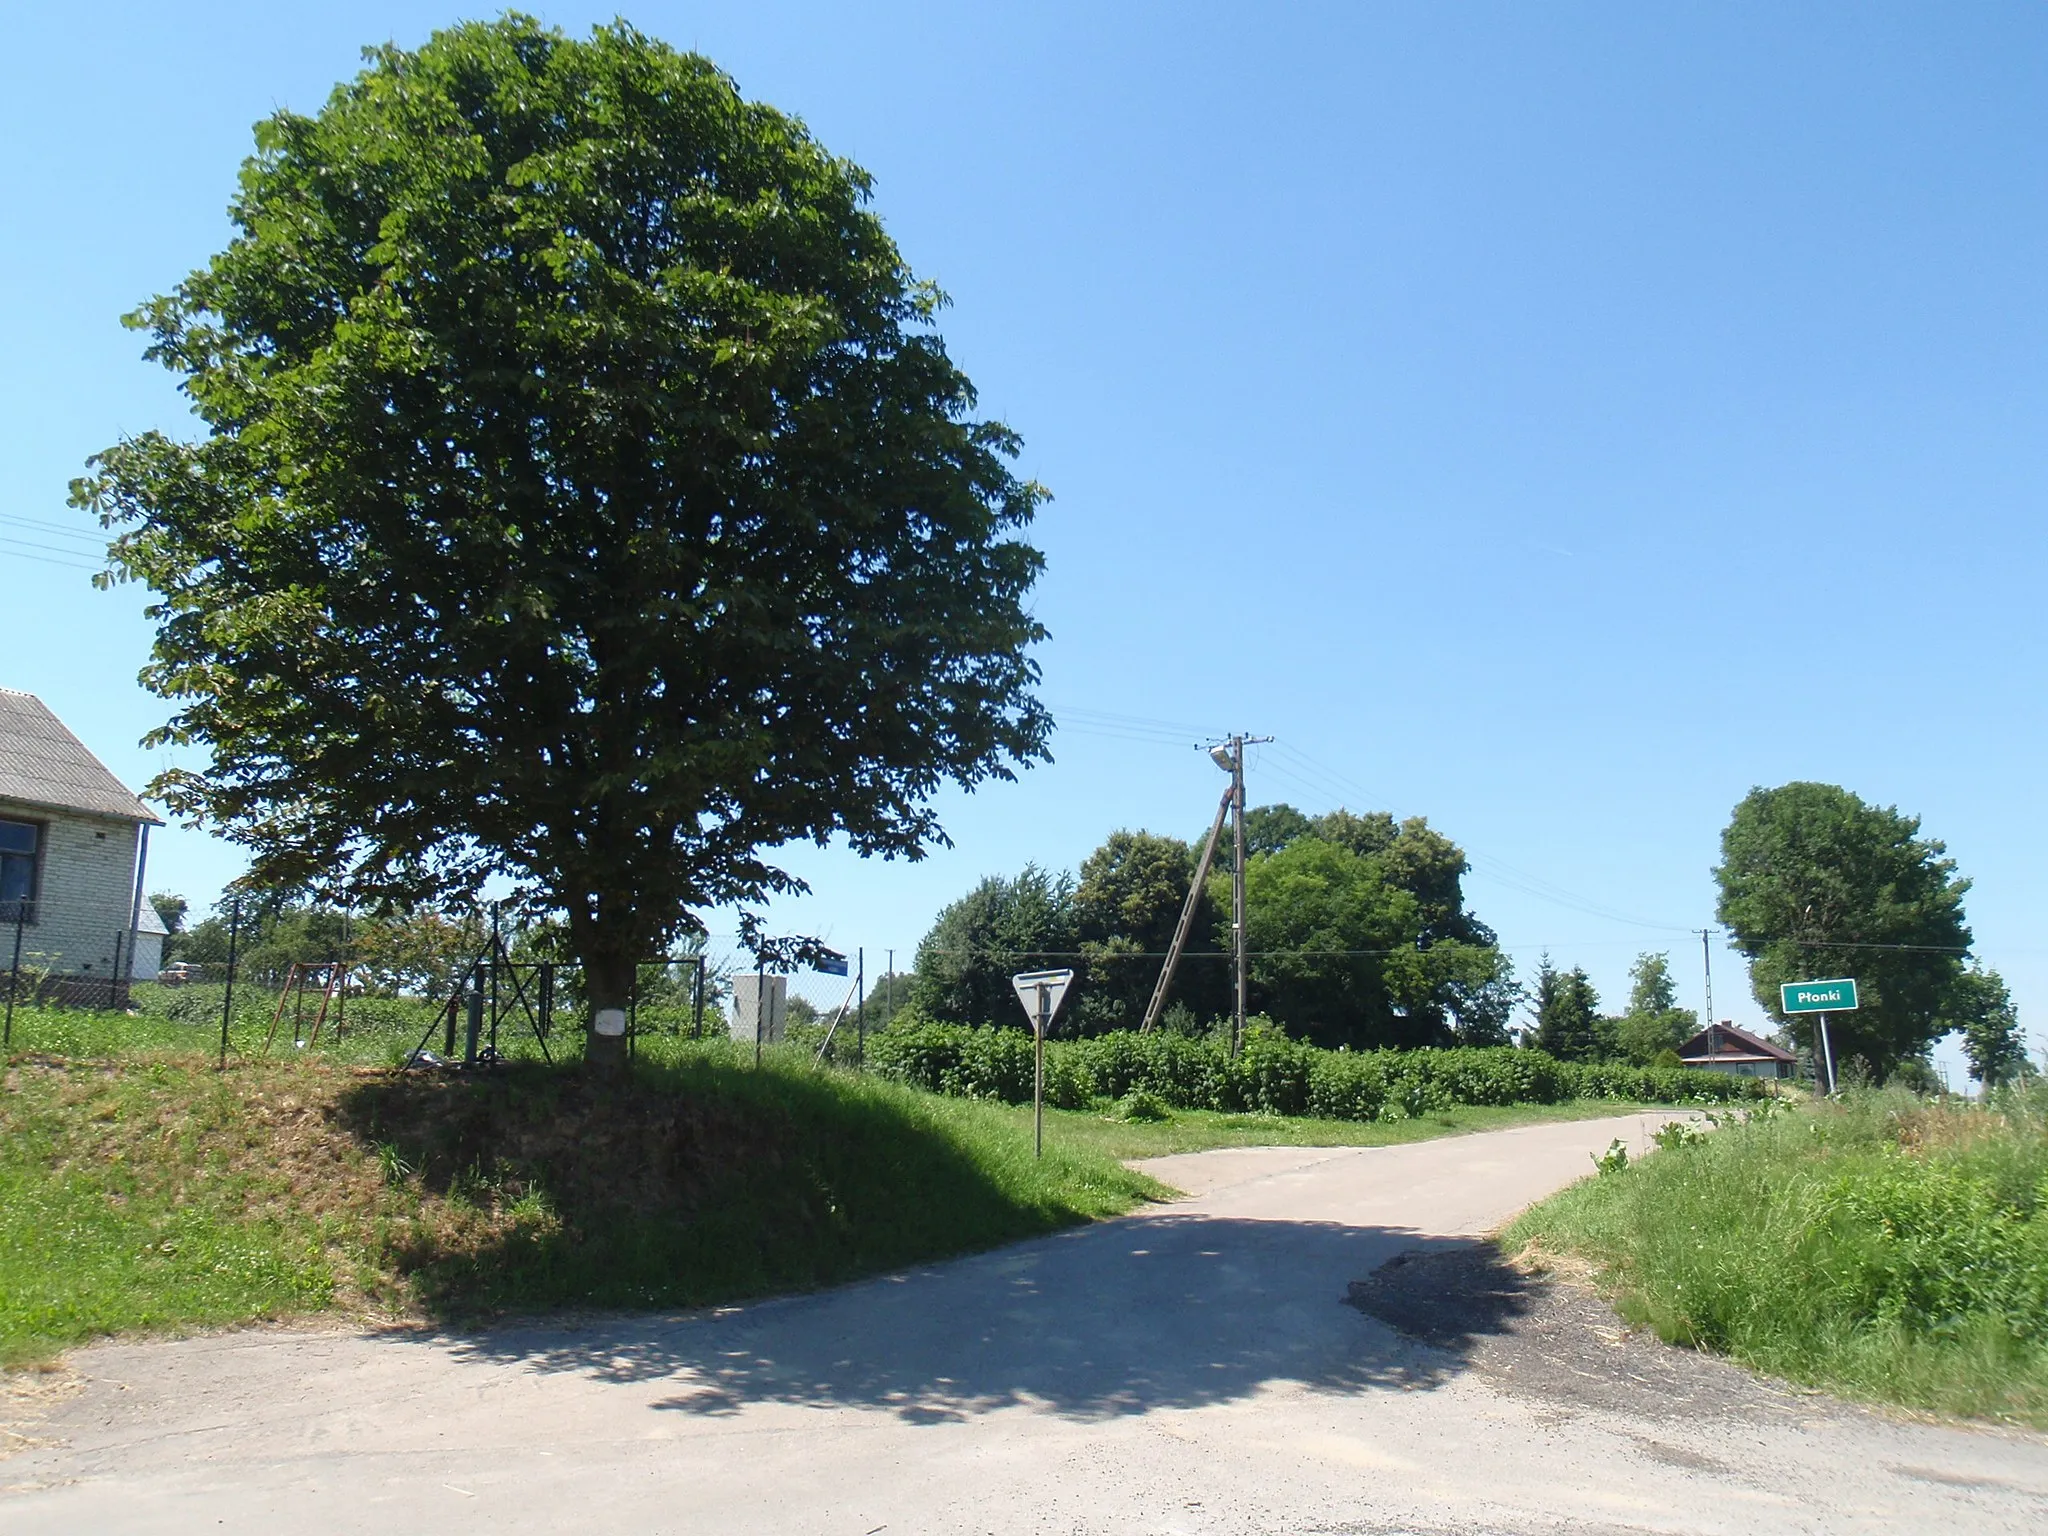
[6,1112,2045,1534]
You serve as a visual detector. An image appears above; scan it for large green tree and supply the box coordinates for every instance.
[1229,835,1515,1049]
[1072,830,1225,1033]
[1530,956,1602,1062]
[909,867,1075,1028]
[75,19,1049,1062]
[1943,965,2030,1090]
[1609,951,1696,1065]
[1715,783,1972,1078]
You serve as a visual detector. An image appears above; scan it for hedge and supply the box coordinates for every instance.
[866,1021,1761,1120]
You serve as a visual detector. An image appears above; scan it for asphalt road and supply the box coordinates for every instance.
[6,1111,2046,1534]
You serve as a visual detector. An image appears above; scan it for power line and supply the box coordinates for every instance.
[0,513,106,545]
[0,543,98,572]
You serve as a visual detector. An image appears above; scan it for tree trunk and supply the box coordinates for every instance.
[584,952,635,1072]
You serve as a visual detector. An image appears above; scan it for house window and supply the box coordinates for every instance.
[0,818,38,921]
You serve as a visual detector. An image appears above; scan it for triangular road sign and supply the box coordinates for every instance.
[1011,968,1074,1034]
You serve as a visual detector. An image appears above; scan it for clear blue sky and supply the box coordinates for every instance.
[5,3,2044,1072]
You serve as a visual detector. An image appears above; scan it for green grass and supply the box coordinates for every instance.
[1505,1087,2048,1426]
[0,1039,1164,1367]
[999,1096,1669,1161]
[0,999,1694,1368]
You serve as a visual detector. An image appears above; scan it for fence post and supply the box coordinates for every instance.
[488,905,500,1058]
[3,900,25,1049]
[693,955,706,1039]
[111,929,123,1010]
[856,947,865,1072]
[218,897,240,1070]
[464,979,482,1067]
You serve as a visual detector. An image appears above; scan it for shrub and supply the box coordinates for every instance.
[869,1023,1753,1121]
[1509,1085,2048,1423]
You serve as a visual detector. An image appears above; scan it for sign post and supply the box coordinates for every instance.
[1011,969,1074,1158]
[1780,978,1858,1096]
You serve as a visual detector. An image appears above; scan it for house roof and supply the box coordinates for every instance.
[1679,1021,1798,1064]
[0,690,159,824]
[137,900,169,937]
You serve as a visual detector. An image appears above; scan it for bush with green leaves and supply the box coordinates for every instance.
[867,1021,1757,1120]
[1509,1085,2048,1423]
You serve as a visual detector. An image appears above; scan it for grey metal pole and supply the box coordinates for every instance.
[218,897,240,1070]
[1231,738,1247,1056]
[4,900,25,1048]
[1700,929,1714,1037]
[464,981,483,1066]
[1817,1011,1837,1096]
[1034,984,1048,1158]
[489,904,500,1058]
[693,954,705,1039]
[856,947,865,1071]
[756,966,765,1069]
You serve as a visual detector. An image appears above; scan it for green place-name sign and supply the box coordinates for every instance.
[1780,978,1858,1014]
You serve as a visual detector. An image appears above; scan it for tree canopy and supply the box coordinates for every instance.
[1715,782,1972,1077]
[909,866,1074,1028]
[75,18,1048,1055]
[1608,951,1696,1065]
[905,805,1517,1048]
[1530,955,1603,1062]
[1944,965,2031,1089]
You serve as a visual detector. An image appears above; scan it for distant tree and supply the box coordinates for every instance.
[1945,965,2030,1090]
[353,908,488,997]
[149,891,189,962]
[910,866,1075,1027]
[149,892,188,934]
[1243,804,1314,857]
[77,17,1048,1065]
[1310,809,1399,860]
[1610,951,1696,1065]
[1534,961,1602,1062]
[1234,837,1418,1049]
[1072,830,1224,1033]
[1715,783,1972,1078]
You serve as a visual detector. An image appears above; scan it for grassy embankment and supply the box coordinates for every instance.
[0,1000,1709,1366]
[0,1023,1161,1368]
[1506,1086,2048,1426]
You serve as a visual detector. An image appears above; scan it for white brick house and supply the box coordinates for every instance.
[0,690,164,997]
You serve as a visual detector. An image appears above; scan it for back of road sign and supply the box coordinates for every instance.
[1780,977,1858,1014]
[1011,969,1074,1033]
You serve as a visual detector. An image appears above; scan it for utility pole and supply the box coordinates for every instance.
[1699,928,1714,1035]
[1211,733,1271,1056]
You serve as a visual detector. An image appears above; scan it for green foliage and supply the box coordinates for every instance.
[1716,783,1973,1077]
[907,805,1517,1051]
[74,15,1049,1025]
[1532,955,1603,1062]
[909,866,1075,1029]
[1509,1087,2048,1424]
[1610,951,1697,1065]
[1073,829,1225,1032]
[1109,1089,1174,1124]
[0,1044,1160,1363]
[1593,1138,1629,1174]
[868,1021,1757,1120]
[1947,965,2031,1088]
[1242,803,1313,856]
[1233,837,1418,1049]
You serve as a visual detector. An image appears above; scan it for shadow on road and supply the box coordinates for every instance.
[434,1214,1541,1423]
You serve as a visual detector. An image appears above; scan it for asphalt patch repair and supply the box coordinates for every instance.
[1345,1240,1812,1430]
